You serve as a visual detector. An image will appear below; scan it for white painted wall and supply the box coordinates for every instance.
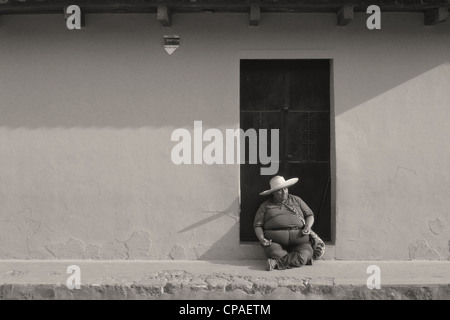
[0,12,448,260]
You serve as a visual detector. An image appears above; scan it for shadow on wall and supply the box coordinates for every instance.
[196,223,265,263]
[178,198,239,234]
[0,14,449,128]
[177,197,265,261]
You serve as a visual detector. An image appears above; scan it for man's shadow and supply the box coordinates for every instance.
[177,197,266,270]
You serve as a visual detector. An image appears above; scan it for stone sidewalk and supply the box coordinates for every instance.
[0,260,449,300]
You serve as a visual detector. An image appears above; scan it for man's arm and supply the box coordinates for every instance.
[253,202,271,246]
[295,197,314,234]
[254,226,271,246]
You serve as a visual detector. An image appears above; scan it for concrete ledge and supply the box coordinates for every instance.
[0,260,448,300]
[1,283,449,300]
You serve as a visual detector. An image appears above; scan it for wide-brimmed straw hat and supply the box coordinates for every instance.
[259,175,299,196]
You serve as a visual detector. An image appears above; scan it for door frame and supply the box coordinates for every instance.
[235,50,337,244]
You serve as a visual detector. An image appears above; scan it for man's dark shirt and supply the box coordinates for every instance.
[253,194,314,230]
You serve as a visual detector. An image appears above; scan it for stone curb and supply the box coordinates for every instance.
[0,270,449,300]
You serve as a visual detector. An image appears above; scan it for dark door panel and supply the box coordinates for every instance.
[286,112,330,162]
[289,60,331,111]
[240,60,286,111]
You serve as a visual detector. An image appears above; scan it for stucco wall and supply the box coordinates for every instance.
[0,12,449,260]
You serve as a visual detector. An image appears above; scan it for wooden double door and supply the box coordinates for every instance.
[240,59,332,242]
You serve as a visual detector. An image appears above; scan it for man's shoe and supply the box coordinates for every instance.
[265,258,277,271]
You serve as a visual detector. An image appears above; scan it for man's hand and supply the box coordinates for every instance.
[303,215,314,236]
[261,238,272,247]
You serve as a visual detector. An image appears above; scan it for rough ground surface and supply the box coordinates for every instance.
[0,260,448,300]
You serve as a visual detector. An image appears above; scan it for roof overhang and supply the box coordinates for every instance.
[0,0,448,26]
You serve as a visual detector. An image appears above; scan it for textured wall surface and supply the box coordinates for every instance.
[0,12,449,260]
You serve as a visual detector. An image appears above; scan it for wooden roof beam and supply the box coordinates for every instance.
[424,7,448,25]
[249,3,260,26]
[337,5,354,26]
[157,5,171,27]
